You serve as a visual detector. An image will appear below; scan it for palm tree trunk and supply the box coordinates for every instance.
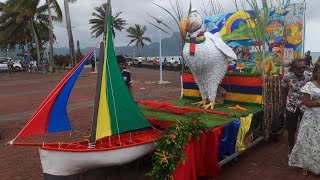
[46,0,54,73]
[31,22,41,66]
[64,0,76,68]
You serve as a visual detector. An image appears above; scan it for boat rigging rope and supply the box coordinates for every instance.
[106,56,121,146]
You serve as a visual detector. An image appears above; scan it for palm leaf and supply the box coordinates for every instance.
[152,2,179,28]
[49,0,62,21]
[145,19,171,36]
[145,12,175,33]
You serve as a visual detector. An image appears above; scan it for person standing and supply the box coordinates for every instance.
[91,56,95,72]
[117,55,132,95]
[289,65,320,176]
[304,50,313,68]
[281,58,312,153]
[153,57,157,69]
[29,60,37,73]
[7,58,14,73]
[163,57,167,70]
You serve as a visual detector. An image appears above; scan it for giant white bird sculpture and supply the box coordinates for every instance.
[180,9,237,109]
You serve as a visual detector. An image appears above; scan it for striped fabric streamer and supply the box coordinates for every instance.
[181,74,263,104]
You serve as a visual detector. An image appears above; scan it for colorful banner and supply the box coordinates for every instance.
[204,3,305,74]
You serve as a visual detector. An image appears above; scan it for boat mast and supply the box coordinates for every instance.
[89,0,110,147]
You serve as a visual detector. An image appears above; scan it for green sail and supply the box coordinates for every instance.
[105,7,151,135]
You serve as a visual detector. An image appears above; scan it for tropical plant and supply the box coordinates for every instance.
[200,0,223,16]
[147,113,207,180]
[276,0,291,5]
[89,3,127,38]
[45,0,62,72]
[64,0,76,67]
[75,40,83,63]
[0,2,26,51]
[0,0,62,71]
[126,24,152,57]
[146,0,192,72]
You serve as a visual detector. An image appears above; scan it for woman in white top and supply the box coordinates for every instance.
[288,64,320,176]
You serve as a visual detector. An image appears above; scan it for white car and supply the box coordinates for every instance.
[0,57,23,71]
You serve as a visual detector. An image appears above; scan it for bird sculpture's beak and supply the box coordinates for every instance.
[180,17,189,40]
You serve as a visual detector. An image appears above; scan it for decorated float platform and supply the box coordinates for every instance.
[138,72,271,179]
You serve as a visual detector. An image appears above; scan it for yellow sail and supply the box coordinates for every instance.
[96,28,112,140]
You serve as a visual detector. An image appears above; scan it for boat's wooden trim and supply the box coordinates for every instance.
[13,129,161,152]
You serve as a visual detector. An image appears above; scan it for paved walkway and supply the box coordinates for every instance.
[0,68,318,179]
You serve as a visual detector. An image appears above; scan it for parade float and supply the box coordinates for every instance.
[140,2,305,179]
[6,1,305,179]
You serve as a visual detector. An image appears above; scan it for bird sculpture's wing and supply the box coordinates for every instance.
[205,32,237,60]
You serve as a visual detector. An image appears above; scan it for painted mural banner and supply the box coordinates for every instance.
[204,3,305,74]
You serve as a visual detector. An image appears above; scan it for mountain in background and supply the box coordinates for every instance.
[83,32,182,58]
[3,32,318,60]
[0,32,182,59]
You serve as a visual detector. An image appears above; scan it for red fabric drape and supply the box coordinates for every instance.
[137,100,229,116]
[145,117,174,129]
[173,126,225,179]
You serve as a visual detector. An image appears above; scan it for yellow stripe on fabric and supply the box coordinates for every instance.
[183,89,201,97]
[225,92,262,104]
[96,30,112,140]
[236,113,253,152]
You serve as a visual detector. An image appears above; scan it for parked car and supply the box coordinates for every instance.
[0,57,23,71]
[132,58,140,65]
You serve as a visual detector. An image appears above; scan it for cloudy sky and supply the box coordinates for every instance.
[1,0,320,52]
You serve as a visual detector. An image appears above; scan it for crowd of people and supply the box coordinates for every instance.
[281,51,320,176]
[152,57,183,70]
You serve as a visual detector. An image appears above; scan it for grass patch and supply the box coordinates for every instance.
[140,99,262,129]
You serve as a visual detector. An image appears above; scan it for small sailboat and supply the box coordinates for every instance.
[7,0,160,176]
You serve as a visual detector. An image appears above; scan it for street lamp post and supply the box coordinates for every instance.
[133,49,136,58]
[156,16,163,84]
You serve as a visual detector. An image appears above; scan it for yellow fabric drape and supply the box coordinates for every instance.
[183,89,262,104]
[183,89,201,97]
[236,113,253,152]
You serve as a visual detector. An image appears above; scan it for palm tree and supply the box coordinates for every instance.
[46,0,63,72]
[126,24,151,56]
[64,0,76,67]
[89,3,127,38]
[0,0,62,71]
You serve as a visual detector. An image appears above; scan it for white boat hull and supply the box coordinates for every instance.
[39,142,156,176]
